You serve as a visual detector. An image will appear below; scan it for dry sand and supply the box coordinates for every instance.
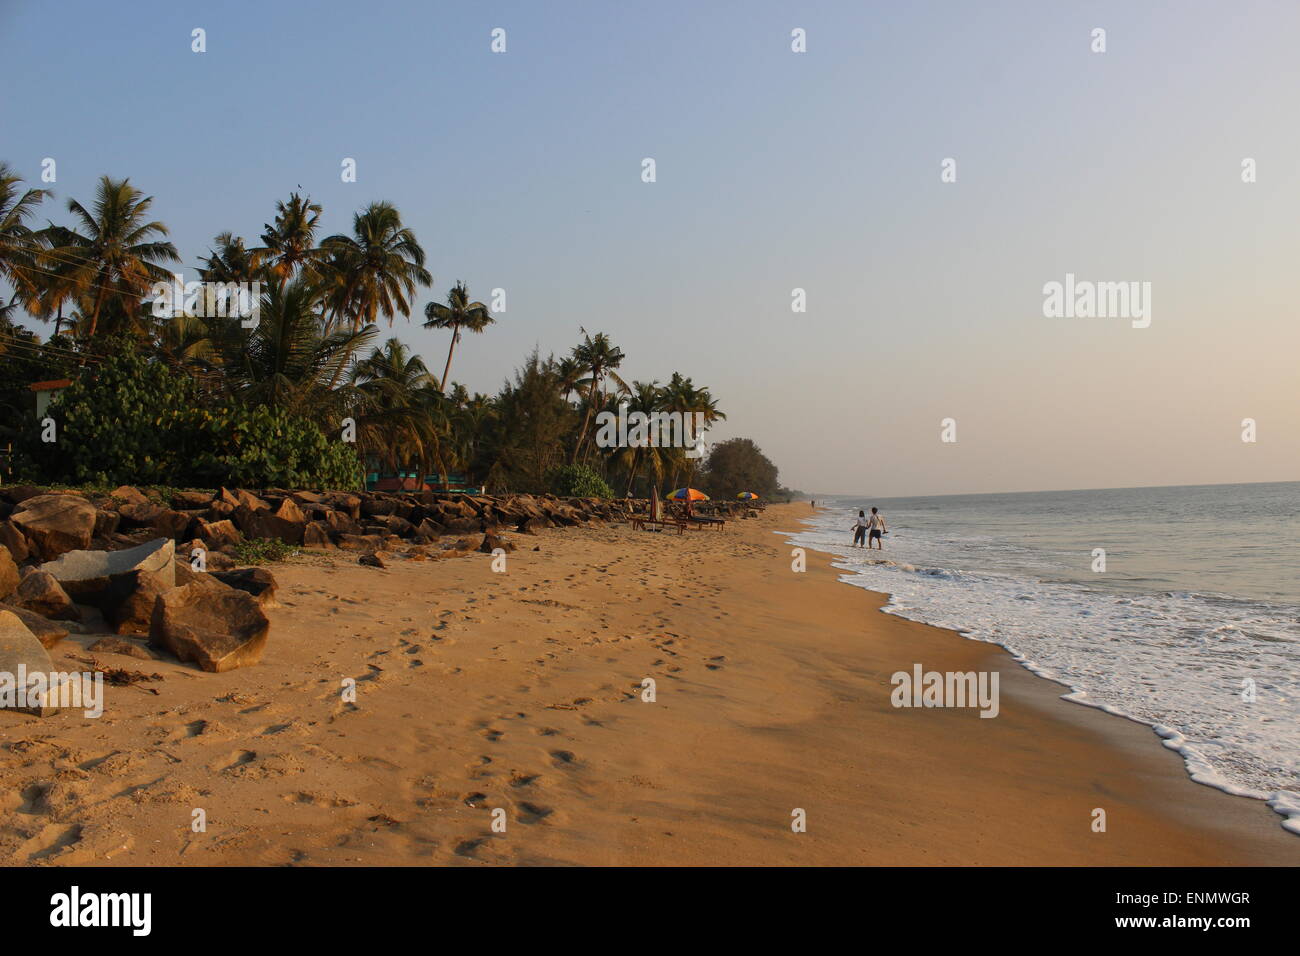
[1,503,1295,866]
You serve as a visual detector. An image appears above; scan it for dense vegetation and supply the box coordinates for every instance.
[0,162,788,497]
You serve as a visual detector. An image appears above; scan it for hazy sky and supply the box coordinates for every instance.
[3,0,1296,496]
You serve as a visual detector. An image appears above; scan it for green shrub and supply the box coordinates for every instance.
[191,404,362,491]
[16,339,200,486]
[545,463,613,499]
[15,340,363,491]
[232,537,295,565]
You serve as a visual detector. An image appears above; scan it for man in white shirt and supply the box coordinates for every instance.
[867,507,886,550]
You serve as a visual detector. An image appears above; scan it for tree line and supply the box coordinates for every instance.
[0,162,787,498]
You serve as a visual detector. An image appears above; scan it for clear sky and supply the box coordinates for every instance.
[3,0,1297,496]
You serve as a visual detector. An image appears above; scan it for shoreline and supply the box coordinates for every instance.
[0,502,1295,865]
[784,505,1300,839]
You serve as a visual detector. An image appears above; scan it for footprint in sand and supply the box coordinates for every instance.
[549,749,578,768]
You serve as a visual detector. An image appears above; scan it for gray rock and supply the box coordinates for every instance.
[39,538,175,606]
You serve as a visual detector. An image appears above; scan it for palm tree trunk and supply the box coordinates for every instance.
[440,320,460,391]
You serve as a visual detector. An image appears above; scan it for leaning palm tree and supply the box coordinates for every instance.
[569,331,628,463]
[46,176,179,338]
[320,201,431,334]
[422,281,493,390]
[0,163,51,312]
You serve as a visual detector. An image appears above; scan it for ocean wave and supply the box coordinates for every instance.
[782,514,1300,835]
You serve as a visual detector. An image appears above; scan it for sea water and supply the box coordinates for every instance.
[785,481,1300,833]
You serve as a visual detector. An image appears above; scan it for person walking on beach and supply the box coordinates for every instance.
[851,510,870,548]
[866,507,886,550]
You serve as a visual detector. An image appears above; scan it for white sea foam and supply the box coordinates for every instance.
[784,512,1300,834]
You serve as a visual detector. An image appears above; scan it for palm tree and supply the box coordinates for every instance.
[660,372,725,490]
[217,277,375,418]
[321,201,431,334]
[0,163,50,314]
[422,281,493,390]
[199,231,259,284]
[46,176,179,338]
[347,337,448,476]
[570,331,628,463]
[255,193,322,284]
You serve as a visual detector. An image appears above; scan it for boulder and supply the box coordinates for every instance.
[0,603,69,650]
[211,568,278,608]
[109,485,150,506]
[302,522,335,549]
[118,501,192,540]
[0,485,45,505]
[104,568,173,636]
[195,518,242,550]
[517,516,550,535]
[0,610,64,714]
[92,509,120,537]
[221,488,268,512]
[12,570,79,621]
[170,490,215,510]
[479,533,515,554]
[0,522,30,563]
[10,494,97,560]
[39,537,175,606]
[149,582,270,672]
[336,533,387,552]
[234,497,305,545]
[0,545,18,600]
[359,551,388,569]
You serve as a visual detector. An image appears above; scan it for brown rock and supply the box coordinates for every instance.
[10,494,97,560]
[104,568,173,636]
[0,602,70,649]
[118,501,192,541]
[12,570,80,621]
[0,544,18,600]
[359,551,388,569]
[149,582,270,672]
[0,610,63,713]
[211,568,278,608]
[479,533,516,554]
[0,521,30,563]
[195,518,242,550]
[110,485,150,506]
[234,497,305,545]
[170,490,215,510]
[336,533,387,552]
[302,522,335,549]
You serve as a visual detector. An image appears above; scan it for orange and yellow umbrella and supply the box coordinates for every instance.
[666,488,709,501]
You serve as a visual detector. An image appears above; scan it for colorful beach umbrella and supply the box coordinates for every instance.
[737,492,759,500]
[666,488,709,501]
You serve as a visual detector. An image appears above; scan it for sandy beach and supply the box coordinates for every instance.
[0,503,1294,866]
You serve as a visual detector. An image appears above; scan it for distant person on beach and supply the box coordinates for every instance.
[851,510,869,548]
[867,507,886,550]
